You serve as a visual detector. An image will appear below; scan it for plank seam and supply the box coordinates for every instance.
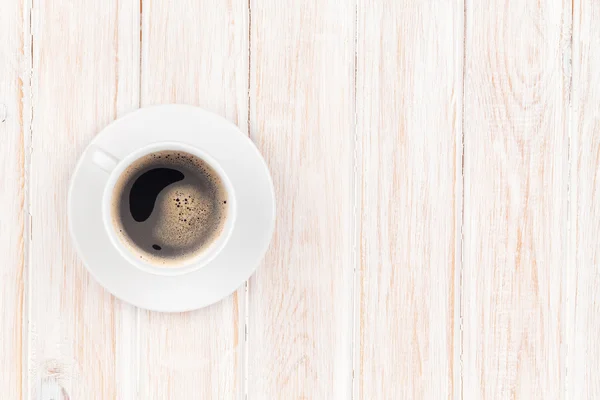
[244,1,251,399]
[138,0,143,106]
[457,0,467,398]
[350,0,360,399]
[564,0,576,398]
[23,0,34,397]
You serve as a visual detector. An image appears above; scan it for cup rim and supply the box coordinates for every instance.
[100,141,237,276]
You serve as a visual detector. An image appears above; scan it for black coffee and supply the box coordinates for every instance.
[111,150,228,266]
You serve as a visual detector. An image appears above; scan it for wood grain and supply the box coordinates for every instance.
[28,0,139,398]
[0,0,30,398]
[248,1,354,399]
[462,0,569,398]
[138,0,248,398]
[4,1,599,398]
[355,0,463,398]
[247,0,355,398]
[566,0,600,398]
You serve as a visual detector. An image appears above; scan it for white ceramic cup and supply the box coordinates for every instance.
[91,141,237,276]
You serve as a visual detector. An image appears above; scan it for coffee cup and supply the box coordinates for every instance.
[91,141,236,276]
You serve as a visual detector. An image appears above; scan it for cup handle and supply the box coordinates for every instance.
[92,147,119,173]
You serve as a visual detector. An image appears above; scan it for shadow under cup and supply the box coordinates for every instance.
[98,143,236,275]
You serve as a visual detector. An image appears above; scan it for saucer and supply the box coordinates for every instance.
[68,105,275,312]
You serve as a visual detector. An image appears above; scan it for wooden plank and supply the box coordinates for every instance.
[247,0,355,398]
[462,0,569,398]
[138,0,248,398]
[28,0,139,398]
[566,0,600,397]
[0,0,30,398]
[355,0,463,398]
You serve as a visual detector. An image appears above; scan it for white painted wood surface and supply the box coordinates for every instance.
[0,0,29,399]
[247,0,354,398]
[28,0,139,399]
[567,0,600,398]
[355,0,463,398]
[462,1,568,398]
[1,0,600,399]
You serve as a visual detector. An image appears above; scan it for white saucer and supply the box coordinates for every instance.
[68,105,275,312]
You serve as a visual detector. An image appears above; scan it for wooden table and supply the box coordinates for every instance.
[1,0,598,398]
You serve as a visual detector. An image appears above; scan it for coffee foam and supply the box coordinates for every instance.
[111,150,228,267]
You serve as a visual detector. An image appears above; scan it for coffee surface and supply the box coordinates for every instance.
[111,150,228,266]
